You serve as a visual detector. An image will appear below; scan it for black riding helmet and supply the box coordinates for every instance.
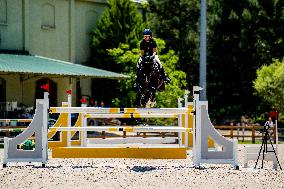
[143,29,152,36]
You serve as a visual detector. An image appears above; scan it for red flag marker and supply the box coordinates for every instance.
[66,89,72,95]
[41,84,49,91]
[80,98,87,103]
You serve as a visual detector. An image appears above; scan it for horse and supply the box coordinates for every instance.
[135,54,165,108]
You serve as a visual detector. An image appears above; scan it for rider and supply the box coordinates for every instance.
[138,28,170,84]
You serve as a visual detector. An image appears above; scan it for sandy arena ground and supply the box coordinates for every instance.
[0,145,284,189]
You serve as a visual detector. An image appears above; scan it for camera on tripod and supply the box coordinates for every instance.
[255,119,282,170]
[259,121,271,133]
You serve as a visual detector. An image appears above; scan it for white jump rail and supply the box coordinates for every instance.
[84,111,189,147]
[51,125,191,147]
[3,86,239,169]
[50,106,192,148]
[50,126,191,133]
[85,113,179,118]
[50,107,190,114]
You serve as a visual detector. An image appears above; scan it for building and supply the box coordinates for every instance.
[0,0,145,113]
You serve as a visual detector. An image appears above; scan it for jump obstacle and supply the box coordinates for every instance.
[3,86,239,169]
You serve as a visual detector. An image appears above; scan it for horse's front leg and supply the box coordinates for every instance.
[146,85,157,108]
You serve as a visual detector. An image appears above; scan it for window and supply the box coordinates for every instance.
[41,3,55,30]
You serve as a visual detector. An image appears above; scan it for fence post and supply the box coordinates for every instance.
[237,123,240,140]
[273,125,276,144]
[242,124,245,142]
[252,125,255,144]
[230,126,233,139]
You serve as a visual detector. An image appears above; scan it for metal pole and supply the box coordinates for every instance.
[199,0,207,100]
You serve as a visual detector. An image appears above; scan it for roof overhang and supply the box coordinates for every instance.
[0,54,129,80]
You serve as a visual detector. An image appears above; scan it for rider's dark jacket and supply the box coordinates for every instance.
[140,38,157,56]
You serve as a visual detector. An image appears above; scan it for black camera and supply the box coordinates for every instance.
[264,121,271,131]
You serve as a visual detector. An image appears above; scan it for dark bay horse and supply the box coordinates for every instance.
[135,55,165,108]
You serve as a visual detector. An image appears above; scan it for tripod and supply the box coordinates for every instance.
[255,122,282,170]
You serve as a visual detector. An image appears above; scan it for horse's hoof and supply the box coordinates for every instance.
[146,100,151,108]
[151,101,156,107]
[146,100,156,108]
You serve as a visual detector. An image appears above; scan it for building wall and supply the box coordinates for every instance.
[53,77,74,106]
[0,0,23,50]
[28,0,71,61]
[0,75,74,107]
[0,0,107,107]
[74,1,107,101]
[75,1,106,63]
[27,0,108,63]
[0,75,21,103]
[0,0,140,108]
[22,77,36,106]
[0,0,112,62]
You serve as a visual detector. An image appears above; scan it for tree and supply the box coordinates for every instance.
[90,0,145,105]
[108,38,188,108]
[147,0,284,123]
[91,0,144,71]
[254,59,284,113]
[207,0,284,121]
[147,0,200,86]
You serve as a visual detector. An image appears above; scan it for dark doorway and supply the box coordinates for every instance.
[0,77,6,114]
[0,77,6,103]
[35,78,57,106]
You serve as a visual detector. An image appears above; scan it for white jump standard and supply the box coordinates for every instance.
[192,87,239,169]
[3,93,49,168]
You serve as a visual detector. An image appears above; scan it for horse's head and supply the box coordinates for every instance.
[141,55,155,64]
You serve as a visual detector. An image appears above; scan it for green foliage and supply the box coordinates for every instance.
[91,0,145,71]
[147,0,200,85]
[254,58,284,113]
[88,0,284,124]
[206,0,284,121]
[156,49,188,108]
[148,0,284,123]
[90,0,145,105]
[108,38,188,108]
